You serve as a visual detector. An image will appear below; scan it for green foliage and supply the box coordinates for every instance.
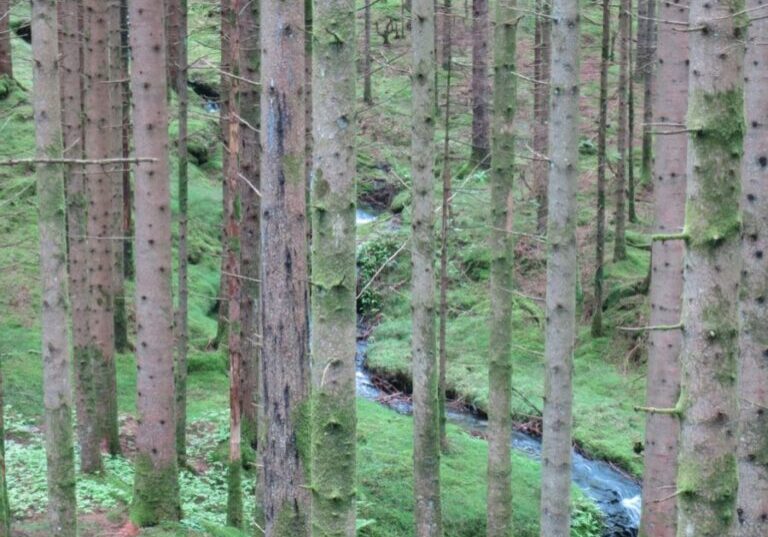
[357,235,402,315]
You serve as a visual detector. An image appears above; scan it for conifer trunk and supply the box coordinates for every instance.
[486,0,517,534]
[637,1,686,535]
[128,0,181,524]
[533,0,551,235]
[31,1,78,532]
[59,0,102,475]
[613,0,629,261]
[440,0,452,70]
[310,2,357,534]
[539,0,579,531]
[363,0,373,104]
[120,0,134,281]
[0,0,11,78]
[733,2,768,533]
[237,0,260,456]
[259,0,311,534]
[166,0,182,90]
[411,0,442,535]
[675,0,744,532]
[0,367,10,537]
[637,0,655,186]
[591,0,610,338]
[470,0,490,167]
[175,0,190,464]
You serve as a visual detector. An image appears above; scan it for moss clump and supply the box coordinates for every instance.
[130,454,181,527]
[226,460,243,529]
[685,88,744,248]
[0,76,13,101]
[677,453,737,535]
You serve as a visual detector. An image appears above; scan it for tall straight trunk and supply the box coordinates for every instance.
[591,0,610,338]
[485,0,517,535]
[31,1,78,533]
[259,0,311,534]
[539,0,579,531]
[637,0,655,186]
[440,0,451,70]
[224,0,243,527]
[238,0,260,456]
[363,0,373,105]
[120,0,134,281]
[59,0,102,474]
[533,0,551,235]
[0,367,9,537]
[637,3,686,537]
[411,1,442,535]
[0,0,11,78]
[83,0,119,454]
[175,0,190,464]
[166,0,181,91]
[470,0,490,168]
[675,0,744,532]
[733,3,768,534]
[627,33,637,224]
[128,0,181,525]
[310,2,357,534]
[613,0,629,261]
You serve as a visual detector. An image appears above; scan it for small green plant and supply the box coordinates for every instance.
[357,236,401,316]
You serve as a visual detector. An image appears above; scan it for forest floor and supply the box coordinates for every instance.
[1,0,651,535]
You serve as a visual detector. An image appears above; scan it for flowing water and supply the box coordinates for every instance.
[354,209,642,536]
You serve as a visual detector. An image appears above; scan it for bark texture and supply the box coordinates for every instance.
[539,0,580,531]
[637,0,655,185]
[59,0,102,475]
[128,0,181,524]
[486,0,517,535]
[411,0,442,535]
[310,2,357,534]
[533,0,551,234]
[259,0,311,534]
[0,368,9,536]
[613,0,629,261]
[733,3,768,534]
[0,0,11,77]
[31,1,78,533]
[363,0,373,104]
[675,0,744,533]
[470,0,490,167]
[637,0,687,534]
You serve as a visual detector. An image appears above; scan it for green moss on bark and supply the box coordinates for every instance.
[130,454,181,526]
[226,460,243,528]
[678,453,737,534]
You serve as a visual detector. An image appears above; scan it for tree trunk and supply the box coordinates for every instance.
[128,0,181,524]
[310,2,357,534]
[613,0,629,261]
[83,0,119,456]
[533,0,551,235]
[440,0,452,70]
[470,0,490,168]
[675,0,743,532]
[0,0,11,78]
[627,31,637,224]
[485,0,517,535]
[237,0,260,458]
[411,0,442,535]
[539,0,579,532]
[0,367,10,537]
[59,0,102,475]
[166,0,181,91]
[363,0,373,105]
[734,2,768,534]
[175,0,190,465]
[637,2,686,536]
[224,0,243,527]
[120,0,134,281]
[437,73,451,455]
[31,1,78,533]
[591,0,610,338]
[259,0,311,534]
[637,0,655,186]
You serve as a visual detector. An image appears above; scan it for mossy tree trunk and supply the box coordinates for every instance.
[224,0,243,527]
[470,0,490,168]
[485,0,517,535]
[675,0,744,533]
[128,0,181,524]
[363,0,373,104]
[533,0,551,235]
[627,35,637,224]
[259,0,311,534]
[59,0,102,475]
[539,0,580,531]
[0,0,11,78]
[613,0,629,261]
[0,367,10,537]
[636,0,655,186]
[411,0,442,535]
[83,0,120,460]
[237,0,260,459]
[591,0,610,338]
[31,1,78,533]
[440,0,452,70]
[637,1,687,535]
[733,3,768,534]
[174,0,190,465]
[310,2,357,534]
[120,0,134,282]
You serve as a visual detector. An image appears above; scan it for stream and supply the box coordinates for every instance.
[355,210,642,537]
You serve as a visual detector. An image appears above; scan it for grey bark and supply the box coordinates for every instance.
[539,0,580,531]
[533,0,551,235]
[31,1,78,533]
[470,0,490,168]
[0,0,11,77]
[613,0,629,261]
[363,0,373,105]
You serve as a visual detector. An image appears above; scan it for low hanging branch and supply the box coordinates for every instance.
[634,405,681,415]
[618,322,683,333]
[0,157,158,166]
